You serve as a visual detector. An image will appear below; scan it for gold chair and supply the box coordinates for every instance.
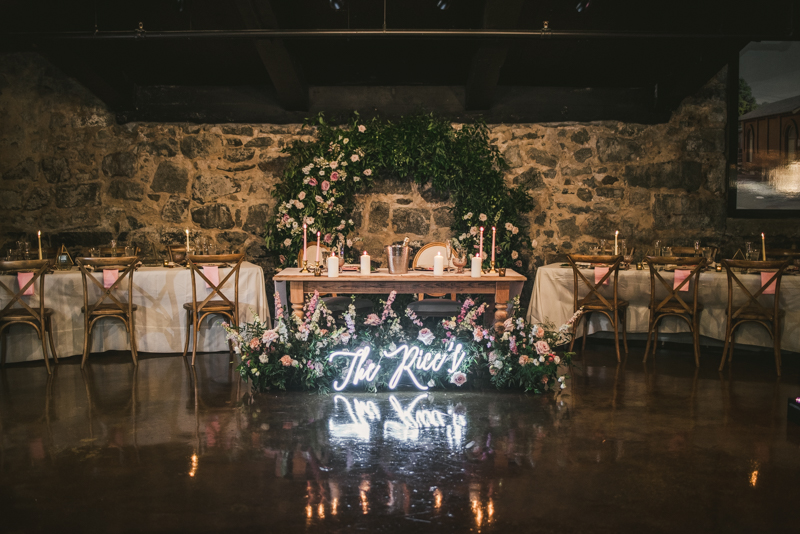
[76,256,140,368]
[167,245,188,263]
[566,254,629,362]
[183,253,244,366]
[0,259,59,374]
[719,259,790,375]
[643,256,706,366]
[407,242,461,318]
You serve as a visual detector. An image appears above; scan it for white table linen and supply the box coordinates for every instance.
[526,264,800,353]
[1,262,269,363]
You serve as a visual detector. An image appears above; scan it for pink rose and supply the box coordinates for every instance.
[535,340,551,355]
[321,180,330,191]
[358,125,366,133]
[309,178,318,186]
[249,338,260,349]
[449,372,467,386]
[330,171,339,182]
[536,326,545,338]
[261,329,279,345]
[323,233,333,244]
[280,355,292,367]
[519,355,529,366]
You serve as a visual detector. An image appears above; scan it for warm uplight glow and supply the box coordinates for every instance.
[306,504,313,520]
[433,488,443,511]
[750,470,759,487]
[331,498,339,516]
[317,503,325,519]
[188,453,198,477]
[769,162,800,193]
[359,479,371,515]
[487,499,495,522]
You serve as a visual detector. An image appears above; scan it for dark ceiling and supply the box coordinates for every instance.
[1,0,797,123]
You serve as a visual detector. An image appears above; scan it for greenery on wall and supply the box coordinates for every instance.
[265,113,535,269]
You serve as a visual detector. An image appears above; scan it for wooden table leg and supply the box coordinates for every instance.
[290,282,305,321]
[494,281,510,333]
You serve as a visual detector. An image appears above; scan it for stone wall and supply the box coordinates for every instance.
[2,52,799,310]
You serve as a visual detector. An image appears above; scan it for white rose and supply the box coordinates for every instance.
[512,226,519,235]
[297,191,306,200]
[463,212,473,220]
[343,138,349,144]
[350,154,360,162]
[560,383,567,389]
[363,169,372,176]
[505,222,514,231]
[353,176,361,182]
[479,213,487,221]
[554,356,560,364]
[259,354,268,363]
[511,251,519,259]
[493,360,503,369]
[283,238,292,247]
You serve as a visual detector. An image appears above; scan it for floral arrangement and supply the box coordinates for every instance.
[265,113,536,270]
[223,293,580,394]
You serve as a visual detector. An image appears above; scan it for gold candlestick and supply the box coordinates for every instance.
[300,259,310,273]
[487,260,497,274]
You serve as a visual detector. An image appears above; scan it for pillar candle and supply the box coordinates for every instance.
[479,227,484,260]
[491,226,496,263]
[316,231,321,263]
[433,252,444,276]
[185,229,190,250]
[614,230,619,255]
[761,232,766,261]
[303,224,308,262]
[360,251,371,275]
[327,252,339,278]
[38,231,42,260]
[471,253,482,278]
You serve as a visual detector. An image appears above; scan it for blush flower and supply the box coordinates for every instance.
[249,338,260,350]
[297,191,306,200]
[262,329,279,345]
[321,180,330,191]
[535,340,551,355]
[417,328,435,346]
[519,355,530,366]
[450,372,467,386]
[364,314,382,326]
[350,154,360,162]
[330,171,339,182]
[358,125,366,133]
[363,169,372,176]
[280,355,292,367]
[309,177,318,186]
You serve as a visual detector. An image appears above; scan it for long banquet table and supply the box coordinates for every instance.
[1,262,270,363]
[274,267,526,330]
[526,263,800,353]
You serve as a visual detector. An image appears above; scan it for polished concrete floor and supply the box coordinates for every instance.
[1,342,799,533]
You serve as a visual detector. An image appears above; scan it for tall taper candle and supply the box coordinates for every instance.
[614,230,619,255]
[303,224,308,262]
[491,226,496,263]
[762,232,766,261]
[185,229,190,250]
[38,231,42,260]
[316,231,321,263]
[479,227,484,260]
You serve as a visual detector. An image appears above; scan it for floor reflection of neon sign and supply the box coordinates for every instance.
[328,342,465,391]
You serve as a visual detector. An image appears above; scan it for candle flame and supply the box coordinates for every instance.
[303,223,307,228]
[363,251,367,255]
[615,230,619,236]
[38,230,41,237]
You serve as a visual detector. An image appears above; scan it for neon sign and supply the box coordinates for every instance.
[328,342,465,391]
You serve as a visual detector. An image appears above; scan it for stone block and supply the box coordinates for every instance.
[245,137,273,148]
[55,183,100,208]
[0,190,22,210]
[528,148,558,168]
[41,157,70,183]
[151,161,189,194]
[180,134,220,159]
[570,129,590,145]
[161,195,190,223]
[224,148,255,163]
[596,137,641,163]
[533,212,547,225]
[191,203,235,229]
[556,216,580,239]
[420,183,450,203]
[683,129,725,154]
[218,163,256,173]
[218,231,249,251]
[369,179,412,194]
[396,198,412,205]
[596,187,623,199]
[192,174,240,203]
[562,166,592,177]
[503,145,523,168]
[601,175,618,185]
[513,168,545,189]
[24,188,50,210]
[576,188,593,202]
[144,139,179,158]
[433,207,454,228]
[628,189,650,206]
[3,159,36,181]
[147,194,161,202]
[258,157,289,177]
[101,152,137,178]
[226,138,243,147]
[623,160,704,192]
[368,201,390,232]
[393,208,430,235]
[244,203,271,234]
[222,125,254,136]
[109,179,145,201]
[653,194,725,229]
[573,148,593,163]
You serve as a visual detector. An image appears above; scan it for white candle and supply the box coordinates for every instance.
[471,253,482,278]
[614,230,619,255]
[491,226,496,263]
[327,252,339,278]
[38,231,42,260]
[316,231,321,263]
[303,224,308,262]
[761,232,766,261]
[360,251,371,275]
[185,229,190,251]
[479,227,484,260]
[433,252,444,276]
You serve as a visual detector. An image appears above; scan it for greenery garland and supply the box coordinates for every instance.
[265,113,535,269]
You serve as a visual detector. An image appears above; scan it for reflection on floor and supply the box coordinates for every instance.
[1,343,799,533]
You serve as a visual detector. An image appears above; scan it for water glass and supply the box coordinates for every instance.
[207,243,217,256]
[653,240,661,256]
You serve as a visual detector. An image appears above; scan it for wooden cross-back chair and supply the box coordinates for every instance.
[643,256,706,366]
[183,253,244,366]
[566,254,629,362]
[0,259,59,374]
[407,242,461,318]
[765,248,800,260]
[76,256,140,369]
[719,259,790,375]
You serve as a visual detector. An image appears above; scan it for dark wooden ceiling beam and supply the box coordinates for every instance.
[235,0,308,111]
[465,0,525,111]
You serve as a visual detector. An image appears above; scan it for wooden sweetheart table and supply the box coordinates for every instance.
[273,267,526,330]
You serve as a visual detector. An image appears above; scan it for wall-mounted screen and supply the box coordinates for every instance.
[735,41,800,212]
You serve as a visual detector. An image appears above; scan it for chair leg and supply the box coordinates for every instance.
[39,324,51,375]
[773,322,782,377]
[612,313,621,363]
[81,319,91,369]
[644,314,655,363]
[621,309,629,354]
[182,310,192,359]
[1,327,6,368]
[692,318,701,368]
[191,316,200,367]
[581,315,589,353]
[46,316,59,364]
[129,314,139,367]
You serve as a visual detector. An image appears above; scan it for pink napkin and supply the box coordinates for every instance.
[103,269,119,289]
[203,266,219,288]
[594,266,609,286]
[673,270,690,291]
[17,272,34,296]
[761,271,777,295]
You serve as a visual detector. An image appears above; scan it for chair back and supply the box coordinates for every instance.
[765,248,800,260]
[720,259,790,323]
[566,254,624,311]
[168,245,188,263]
[76,257,139,317]
[645,256,706,316]
[297,244,330,267]
[186,254,244,321]
[0,259,50,322]
[670,246,718,261]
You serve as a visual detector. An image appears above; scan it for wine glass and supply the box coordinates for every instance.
[445,242,452,272]
[599,239,607,254]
